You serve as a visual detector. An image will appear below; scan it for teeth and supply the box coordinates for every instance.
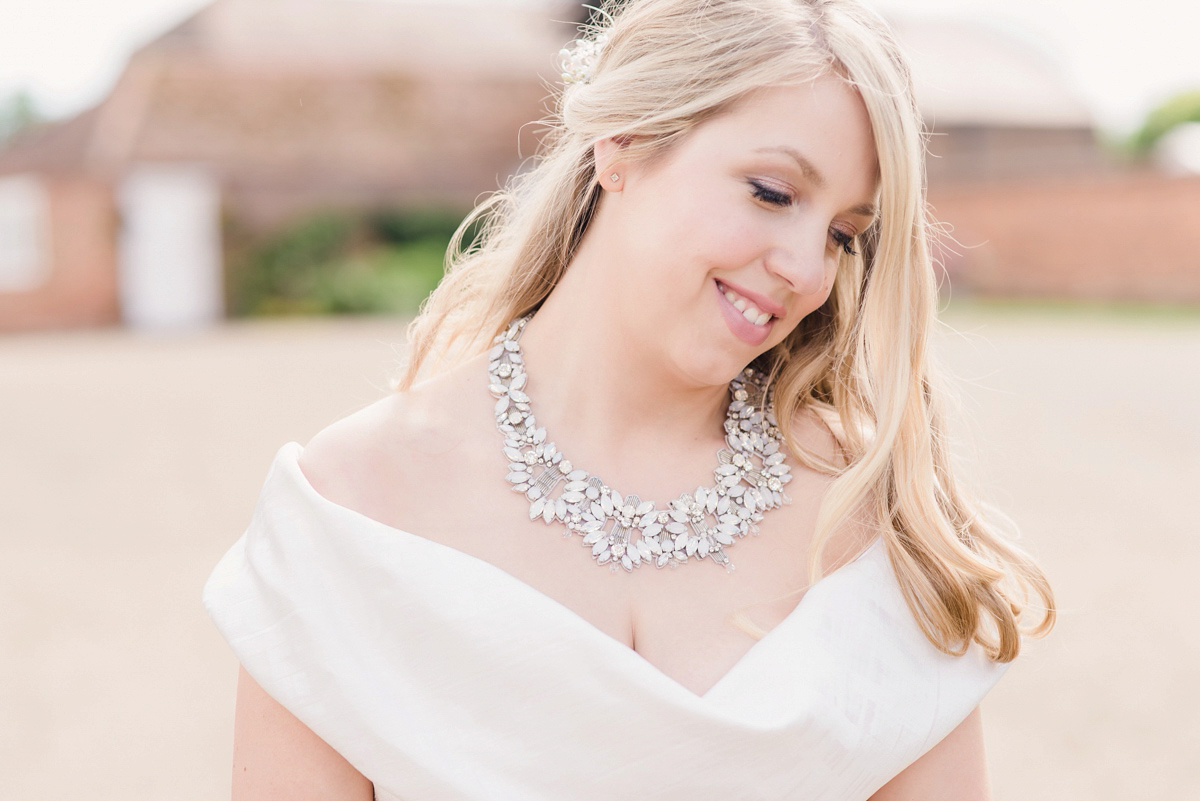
[721,282,774,327]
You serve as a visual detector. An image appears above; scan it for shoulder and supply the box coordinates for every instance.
[783,403,878,570]
[786,403,848,469]
[299,353,494,522]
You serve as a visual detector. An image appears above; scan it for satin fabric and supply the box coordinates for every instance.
[204,442,1008,800]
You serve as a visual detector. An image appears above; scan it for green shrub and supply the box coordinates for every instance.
[1129,89,1200,154]
[229,208,466,317]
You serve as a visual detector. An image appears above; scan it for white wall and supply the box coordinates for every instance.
[118,164,222,330]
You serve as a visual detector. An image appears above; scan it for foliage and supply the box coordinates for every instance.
[228,208,467,317]
[1129,89,1200,154]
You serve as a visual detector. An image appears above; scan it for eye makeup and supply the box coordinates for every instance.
[748,179,859,257]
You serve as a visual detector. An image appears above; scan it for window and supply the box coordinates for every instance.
[0,174,49,292]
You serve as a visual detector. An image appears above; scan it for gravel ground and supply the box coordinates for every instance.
[1,307,1197,800]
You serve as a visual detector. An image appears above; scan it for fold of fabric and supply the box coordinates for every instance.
[204,442,1007,800]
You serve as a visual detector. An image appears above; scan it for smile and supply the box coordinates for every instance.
[720,284,774,327]
[714,280,781,347]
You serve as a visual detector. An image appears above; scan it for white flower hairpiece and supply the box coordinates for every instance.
[560,31,610,85]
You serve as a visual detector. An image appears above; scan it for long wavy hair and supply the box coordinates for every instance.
[398,0,1053,662]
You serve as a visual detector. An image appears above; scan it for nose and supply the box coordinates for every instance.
[761,224,831,297]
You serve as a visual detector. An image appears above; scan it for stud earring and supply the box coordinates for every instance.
[610,173,620,183]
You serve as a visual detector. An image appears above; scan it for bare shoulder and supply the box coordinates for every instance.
[786,403,849,470]
[785,403,878,571]
[298,354,492,522]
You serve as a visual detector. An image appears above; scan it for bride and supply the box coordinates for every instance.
[205,0,1054,798]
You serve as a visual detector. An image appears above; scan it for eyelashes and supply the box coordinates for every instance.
[748,180,859,257]
[749,180,791,207]
[831,230,858,257]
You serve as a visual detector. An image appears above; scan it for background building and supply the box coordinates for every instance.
[1,0,1198,332]
[0,0,581,331]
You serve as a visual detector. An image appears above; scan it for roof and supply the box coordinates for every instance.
[140,0,577,77]
[0,108,100,176]
[889,14,1093,129]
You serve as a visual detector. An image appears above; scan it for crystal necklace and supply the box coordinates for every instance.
[488,315,793,573]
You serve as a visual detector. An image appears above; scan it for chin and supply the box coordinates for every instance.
[671,335,767,391]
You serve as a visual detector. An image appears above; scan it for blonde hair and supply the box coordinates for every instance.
[399,0,1053,662]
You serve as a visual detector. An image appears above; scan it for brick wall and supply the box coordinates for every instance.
[929,172,1200,303]
[0,178,119,331]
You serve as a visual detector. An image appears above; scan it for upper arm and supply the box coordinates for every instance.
[232,666,374,801]
[869,706,992,801]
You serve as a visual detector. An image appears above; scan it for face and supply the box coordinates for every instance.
[592,76,878,386]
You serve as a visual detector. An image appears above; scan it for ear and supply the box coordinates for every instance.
[593,137,628,192]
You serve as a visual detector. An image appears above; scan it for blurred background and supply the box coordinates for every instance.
[0,0,1196,798]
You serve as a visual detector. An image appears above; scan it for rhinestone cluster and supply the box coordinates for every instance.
[559,31,609,85]
[488,316,793,573]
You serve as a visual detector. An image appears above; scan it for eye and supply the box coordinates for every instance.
[830,228,858,257]
[748,179,792,207]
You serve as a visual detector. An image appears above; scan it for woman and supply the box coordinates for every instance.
[204,0,1054,798]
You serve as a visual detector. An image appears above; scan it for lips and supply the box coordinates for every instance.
[718,282,775,326]
[714,279,777,346]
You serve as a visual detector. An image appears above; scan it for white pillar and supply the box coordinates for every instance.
[118,164,222,330]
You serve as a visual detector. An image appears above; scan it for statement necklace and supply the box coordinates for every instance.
[488,316,793,573]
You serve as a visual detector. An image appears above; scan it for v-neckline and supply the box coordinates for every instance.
[280,442,884,704]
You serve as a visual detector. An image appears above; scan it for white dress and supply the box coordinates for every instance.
[204,442,1008,800]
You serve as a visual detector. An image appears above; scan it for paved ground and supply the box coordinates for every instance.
[1,306,1197,799]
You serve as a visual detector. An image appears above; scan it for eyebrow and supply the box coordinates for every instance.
[754,145,878,219]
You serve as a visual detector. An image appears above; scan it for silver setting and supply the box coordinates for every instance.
[489,315,793,573]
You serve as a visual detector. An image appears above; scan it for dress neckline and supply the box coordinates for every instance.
[277,441,886,703]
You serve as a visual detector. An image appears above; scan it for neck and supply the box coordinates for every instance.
[513,277,730,483]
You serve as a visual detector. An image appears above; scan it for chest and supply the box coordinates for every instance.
[363,435,840,697]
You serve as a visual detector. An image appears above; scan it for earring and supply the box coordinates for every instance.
[610,172,620,183]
